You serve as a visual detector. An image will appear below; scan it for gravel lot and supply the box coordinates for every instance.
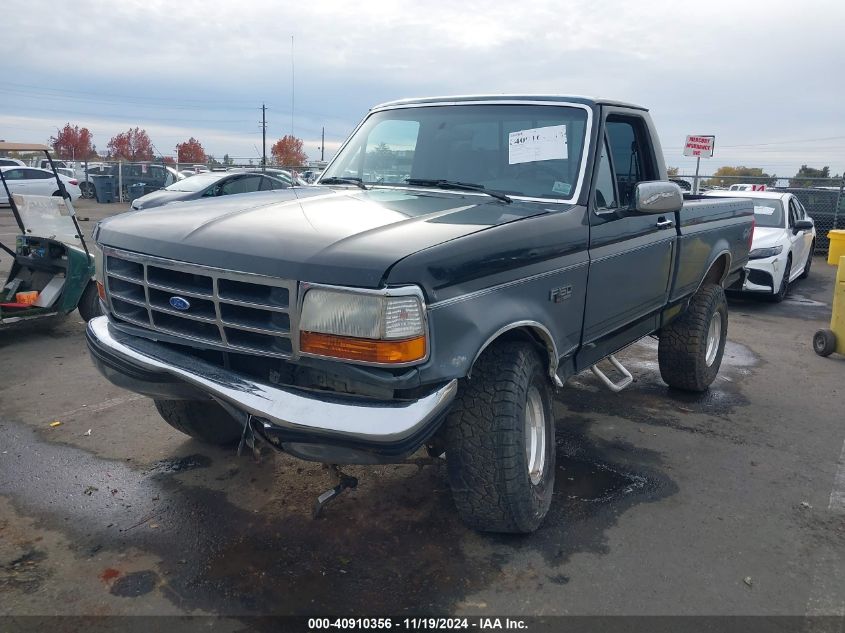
[1,200,843,619]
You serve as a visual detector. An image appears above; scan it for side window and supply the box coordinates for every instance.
[605,117,657,208]
[220,175,262,195]
[788,198,800,227]
[27,169,51,179]
[593,136,618,210]
[3,169,24,180]
[260,176,286,191]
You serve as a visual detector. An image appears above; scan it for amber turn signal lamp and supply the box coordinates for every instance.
[300,331,426,364]
[96,281,106,300]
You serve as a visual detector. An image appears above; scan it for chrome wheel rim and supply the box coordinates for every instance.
[524,386,546,486]
[705,313,722,367]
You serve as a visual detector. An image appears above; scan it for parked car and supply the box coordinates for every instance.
[705,190,815,301]
[129,171,290,210]
[79,162,183,200]
[0,166,81,204]
[775,187,845,254]
[87,95,753,533]
[230,167,308,186]
[0,158,26,167]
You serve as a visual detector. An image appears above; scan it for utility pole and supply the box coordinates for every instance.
[260,103,267,172]
[290,35,295,138]
[321,127,325,162]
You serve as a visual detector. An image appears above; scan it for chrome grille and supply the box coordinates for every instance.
[103,248,298,358]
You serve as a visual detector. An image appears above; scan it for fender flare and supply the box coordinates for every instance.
[469,320,563,387]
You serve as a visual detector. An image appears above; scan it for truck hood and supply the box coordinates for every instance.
[96,187,551,287]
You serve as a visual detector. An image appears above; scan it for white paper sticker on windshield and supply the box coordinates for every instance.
[508,125,568,165]
[754,205,775,215]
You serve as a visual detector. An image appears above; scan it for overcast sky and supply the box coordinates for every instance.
[2,0,842,176]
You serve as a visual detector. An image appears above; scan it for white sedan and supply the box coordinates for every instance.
[0,166,82,204]
[705,191,815,301]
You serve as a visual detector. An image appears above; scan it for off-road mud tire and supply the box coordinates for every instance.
[658,283,728,392]
[445,341,555,533]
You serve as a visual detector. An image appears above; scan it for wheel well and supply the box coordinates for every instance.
[470,324,560,385]
[702,252,731,287]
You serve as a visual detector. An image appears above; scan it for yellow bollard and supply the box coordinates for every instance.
[814,255,845,356]
[828,230,845,265]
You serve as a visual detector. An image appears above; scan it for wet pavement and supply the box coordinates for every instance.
[1,248,844,619]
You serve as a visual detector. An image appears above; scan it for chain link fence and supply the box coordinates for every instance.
[42,159,309,204]
[673,174,844,254]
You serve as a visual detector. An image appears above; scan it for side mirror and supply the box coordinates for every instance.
[793,219,813,233]
[634,181,684,214]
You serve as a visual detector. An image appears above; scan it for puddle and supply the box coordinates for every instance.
[556,456,644,502]
[146,454,212,474]
[110,570,159,598]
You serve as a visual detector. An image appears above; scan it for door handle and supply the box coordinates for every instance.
[656,217,675,229]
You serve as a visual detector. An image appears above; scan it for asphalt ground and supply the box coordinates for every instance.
[1,200,843,624]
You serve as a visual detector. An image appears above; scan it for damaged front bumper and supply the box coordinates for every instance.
[86,316,458,464]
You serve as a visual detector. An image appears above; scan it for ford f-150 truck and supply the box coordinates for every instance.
[87,95,754,533]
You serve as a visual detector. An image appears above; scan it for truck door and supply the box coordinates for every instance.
[577,112,674,370]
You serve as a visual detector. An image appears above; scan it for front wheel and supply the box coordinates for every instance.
[154,399,243,445]
[771,256,792,303]
[799,245,814,279]
[445,341,556,533]
[658,284,728,392]
[77,280,102,322]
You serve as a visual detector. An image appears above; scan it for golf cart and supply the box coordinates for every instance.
[0,143,101,328]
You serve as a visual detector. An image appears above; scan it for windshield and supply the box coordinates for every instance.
[321,104,589,200]
[164,172,224,192]
[13,194,82,247]
[751,199,785,228]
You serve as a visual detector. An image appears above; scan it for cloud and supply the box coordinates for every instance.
[1,0,842,174]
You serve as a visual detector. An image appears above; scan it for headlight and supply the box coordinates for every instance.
[299,287,427,364]
[748,245,783,259]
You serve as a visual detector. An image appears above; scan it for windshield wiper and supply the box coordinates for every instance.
[405,178,512,204]
[320,176,369,190]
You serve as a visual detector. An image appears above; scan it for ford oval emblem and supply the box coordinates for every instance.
[169,296,191,311]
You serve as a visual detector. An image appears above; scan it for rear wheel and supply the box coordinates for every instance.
[658,284,728,392]
[445,341,556,533]
[80,182,95,199]
[154,399,243,445]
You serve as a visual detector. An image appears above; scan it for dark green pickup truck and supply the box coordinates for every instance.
[87,95,754,532]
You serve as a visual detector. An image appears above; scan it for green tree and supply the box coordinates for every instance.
[704,166,776,188]
[789,165,837,188]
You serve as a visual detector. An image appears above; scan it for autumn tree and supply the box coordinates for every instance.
[789,165,838,188]
[175,137,206,164]
[666,166,679,178]
[50,123,96,160]
[107,127,154,161]
[704,166,776,188]
[270,135,307,166]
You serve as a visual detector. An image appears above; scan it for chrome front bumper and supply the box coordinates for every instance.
[86,316,458,462]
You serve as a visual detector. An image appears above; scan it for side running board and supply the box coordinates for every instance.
[590,355,633,393]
